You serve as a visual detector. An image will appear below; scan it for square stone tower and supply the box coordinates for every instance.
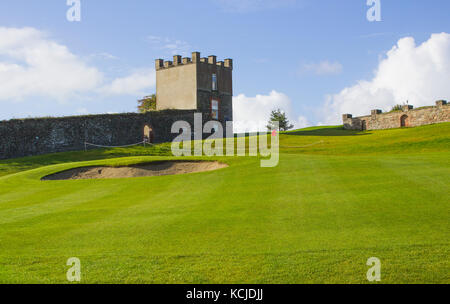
[155,52,233,123]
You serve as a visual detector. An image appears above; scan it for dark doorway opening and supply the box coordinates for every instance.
[361,120,367,131]
[400,115,408,128]
[144,125,154,143]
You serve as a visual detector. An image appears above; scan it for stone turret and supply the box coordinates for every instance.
[155,51,234,123]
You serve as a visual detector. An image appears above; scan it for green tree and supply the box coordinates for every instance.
[389,104,403,112]
[267,108,294,132]
[137,94,157,113]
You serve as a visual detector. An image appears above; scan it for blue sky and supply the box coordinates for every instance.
[0,0,449,129]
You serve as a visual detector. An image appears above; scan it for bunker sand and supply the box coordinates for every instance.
[42,161,228,180]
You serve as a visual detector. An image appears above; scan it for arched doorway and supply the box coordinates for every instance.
[400,115,409,128]
[143,125,154,143]
[361,120,367,131]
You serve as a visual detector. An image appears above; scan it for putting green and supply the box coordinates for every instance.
[0,124,448,283]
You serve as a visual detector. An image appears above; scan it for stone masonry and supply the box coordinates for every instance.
[0,51,234,159]
[0,110,212,160]
[343,100,450,130]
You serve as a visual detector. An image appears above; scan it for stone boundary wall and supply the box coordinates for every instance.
[0,110,212,159]
[343,100,450,130]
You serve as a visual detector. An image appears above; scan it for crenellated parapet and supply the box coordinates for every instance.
[155,52,233,71]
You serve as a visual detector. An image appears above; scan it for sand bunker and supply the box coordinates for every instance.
[42,161,228,180]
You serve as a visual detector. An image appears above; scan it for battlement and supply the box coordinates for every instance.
[155,52,233,71]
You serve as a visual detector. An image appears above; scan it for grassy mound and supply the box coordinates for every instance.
[0,123,448,283]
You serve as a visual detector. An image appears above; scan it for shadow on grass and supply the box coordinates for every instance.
[0,145,172,177]
[284,126,371,137]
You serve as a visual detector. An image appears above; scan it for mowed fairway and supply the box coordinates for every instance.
[0,124,449,283]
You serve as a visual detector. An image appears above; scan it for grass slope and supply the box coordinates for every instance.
[0,123,449,283]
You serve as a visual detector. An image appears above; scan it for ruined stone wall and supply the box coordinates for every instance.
[0,110,211,159]
[343,101,450,130]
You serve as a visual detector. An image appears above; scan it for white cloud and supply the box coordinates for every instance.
[76,107,89,114]
[321,33,450,124]
[0,27,156,104]
[0,27,103,101]
[295,115,310,129]
[147,35,191,56]
[302,61,343,75]
[99,68,156,96]
[359,32,392,39]
[89,52,119,60]
[233,90,309,132]
[214,0,296,13]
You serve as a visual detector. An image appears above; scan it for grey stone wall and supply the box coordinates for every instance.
[0,110,213,159]
[343,101,450,130]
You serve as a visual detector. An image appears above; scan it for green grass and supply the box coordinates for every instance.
[0,123,449,283]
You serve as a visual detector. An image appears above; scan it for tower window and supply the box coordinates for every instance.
[211,99,219,120]
[212,74,217,91]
